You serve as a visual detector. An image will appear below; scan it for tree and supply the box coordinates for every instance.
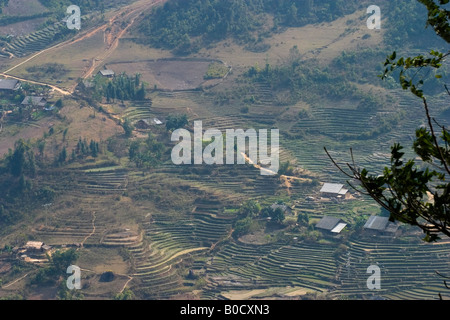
[122,118,134,138]
[114,288,135,300]
[165,114,188,131]
[239,200,261,217]
[297,212,309,225]
[326,0,450,242]
[55,99,63,108]
[58,147,67,164]
[233,216,252,238]
[271,207,285,224]
[7,139,35,177]
[128,133,166,170]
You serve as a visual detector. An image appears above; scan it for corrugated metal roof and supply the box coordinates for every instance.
[22,96,46,105]
[364,216,389,231]
[316,216,343,231]
[320,183,345,194]
[0,79,19,90]
[331,222,347,233]
[99,69,115,76]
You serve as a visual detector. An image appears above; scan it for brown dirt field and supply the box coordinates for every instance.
[0,0,49,36]
[0,117,54,156]
[2,0,47,16]
[108,59,222,91]
[0,18,48,37]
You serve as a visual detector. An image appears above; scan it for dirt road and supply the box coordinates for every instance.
[2,0,167,96]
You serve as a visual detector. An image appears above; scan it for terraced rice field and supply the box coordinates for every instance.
[5,22,66,57]
[331,236,450,299]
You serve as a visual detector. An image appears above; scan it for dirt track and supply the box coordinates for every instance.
[2,0,167,95]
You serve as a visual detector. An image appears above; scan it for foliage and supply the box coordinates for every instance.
[31,249,79,286]
[384,0,449,49]
[122,118,134,138]
[233,216,252,237]
[138,0,359,54]
[239,200,261,217]
[165,114,188,131]
[129,133,166,170]
[71,138,101,161]
[5,139,36,177]
[26,63,69,79]
[114,288,135,300]
[244,49,366,106]
[204,62,229,80]
[278,161,294,176]
[91,73,146,103]
[326,0,450,242]
[297,212,309,225]
[260,205,286,223]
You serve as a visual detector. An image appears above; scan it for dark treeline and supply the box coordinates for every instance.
[139,0,360,54]
[90,73,146,103]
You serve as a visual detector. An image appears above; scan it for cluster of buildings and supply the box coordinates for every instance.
[12,241,52,263]
[311,183,400,238]
[0,78,53,113]
[315,215,400,237]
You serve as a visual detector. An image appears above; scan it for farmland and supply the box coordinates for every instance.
[0,0,449,301]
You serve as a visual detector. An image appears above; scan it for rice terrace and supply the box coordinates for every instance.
[0,0,448,305]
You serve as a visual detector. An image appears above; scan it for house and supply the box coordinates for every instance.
[21,96,47,107]
[135,118,164,129]
[319,183,349,199]
[135,119,151,129]
[98,69,115,78]
[0,79,21,92]
[363,216,400,236]
[23,241,51,253]
[315,216,347,234]
[270,203,293,215]
[25,241,44,252]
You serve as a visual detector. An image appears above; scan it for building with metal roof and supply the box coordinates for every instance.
[21,96,47,107]
[319,183,349,198]
[0,79,21,91]
[316,216,347,234]
[98,69,115,78]
[363,215,400,236]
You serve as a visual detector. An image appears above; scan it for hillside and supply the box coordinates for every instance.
[0,0,448,301]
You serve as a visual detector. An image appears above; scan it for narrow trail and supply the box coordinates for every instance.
[119,275,133,293]
[210,228,233,251]
[81,211,96,246]
[240,152,313,195]
[2,273,29,288]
